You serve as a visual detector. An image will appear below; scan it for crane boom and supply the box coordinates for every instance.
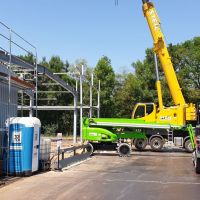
[142,1,185,106]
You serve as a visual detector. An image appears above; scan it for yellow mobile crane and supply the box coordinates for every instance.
[83,0,197,154]
[132,0,196,126]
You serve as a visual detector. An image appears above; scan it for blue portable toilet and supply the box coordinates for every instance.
[3,117,41,176]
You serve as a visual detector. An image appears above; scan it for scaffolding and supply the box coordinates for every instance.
[0,21,101,145]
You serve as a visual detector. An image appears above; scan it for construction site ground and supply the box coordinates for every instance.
[0,148,200,200]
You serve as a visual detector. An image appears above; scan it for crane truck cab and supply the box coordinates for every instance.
[132,103,196,127]
[132,103,156,121]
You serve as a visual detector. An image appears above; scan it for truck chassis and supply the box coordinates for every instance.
[83,118,195,156]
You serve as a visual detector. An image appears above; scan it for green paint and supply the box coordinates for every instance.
[82,118,194,146]
[83,117,157,142]
[187,124,195,149]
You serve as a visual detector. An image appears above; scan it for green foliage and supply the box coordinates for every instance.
[133,49,157,102]
[42,123,58,136]
[94,56,116,117]
[19,36,200,135]
[19,53,35,65]
[49,56,64,73]
[168,37,200,103]
[131,37,200,106]
[114,73,143,118]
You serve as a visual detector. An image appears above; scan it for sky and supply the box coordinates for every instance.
[0,0,200,73]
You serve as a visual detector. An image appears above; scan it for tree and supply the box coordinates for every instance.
[19,53,35,65]
[94,56,116,117]
[114,73,143,118]
[168,37,200,103]
[132,37,200,106]
[133,48,158,103]
[18,36,200,135]
[49,56,64,73]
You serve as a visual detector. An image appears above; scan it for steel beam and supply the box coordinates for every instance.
[0,50,77,96]
[17,105,98,110]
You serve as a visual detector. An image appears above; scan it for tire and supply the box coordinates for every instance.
[195,158,200,174]
[192,151,196,166]
[184,139,193,153]
[86,143,94,156]
[118,143,131,157]
[150,137,164,151]
[134,139,147,151]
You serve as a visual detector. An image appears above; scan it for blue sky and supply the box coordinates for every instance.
[0,0,200,73]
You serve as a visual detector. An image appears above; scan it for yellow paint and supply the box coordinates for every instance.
[143,2,185,106]
[131,2,197,126]
[156,80,163,110]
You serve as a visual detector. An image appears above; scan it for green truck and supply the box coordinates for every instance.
[83,118,195,156]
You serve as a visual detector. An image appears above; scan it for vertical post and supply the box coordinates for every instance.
[154,53,159,81]
[80,65,83,143]
[57,146,60,170]
[6,28,12,176]
[89,73,93,118]
[73,79,78,144]
[35,50,38,117]
[73,94,77,144]
[75,79,78,92]
[8,29,11,110]
[29,94,34,117]
[97,80,101,118]
[21,91,24,117]
[154,53,163,109]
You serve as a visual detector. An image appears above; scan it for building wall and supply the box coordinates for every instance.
[0,82,18,131]
[0,82,18,162]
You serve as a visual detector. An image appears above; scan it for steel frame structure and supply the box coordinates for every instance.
[0,21,100,144]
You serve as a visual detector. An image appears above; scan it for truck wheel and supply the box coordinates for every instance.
[192,151,196,166]
[184,139,193,153]
[118,143,131,157]
[195,158,200,174]
[134,139,147,150]
[86,143,94,156]
[150,137,164,151]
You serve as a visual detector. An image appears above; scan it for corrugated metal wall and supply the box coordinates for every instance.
[0,82,18,131]
[0,82,18,162]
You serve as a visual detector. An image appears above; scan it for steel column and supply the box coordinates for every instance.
[80,65,83,143]
[97,80,101,118]
[89,73,93,118]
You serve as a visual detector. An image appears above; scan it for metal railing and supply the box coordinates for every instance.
[54,143,91,170]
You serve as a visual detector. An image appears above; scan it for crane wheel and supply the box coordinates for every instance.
[134,139,148,151]
[85,143,94,156]
[184,139,193,153]
[118,143,131,157]
[150,137,164,151]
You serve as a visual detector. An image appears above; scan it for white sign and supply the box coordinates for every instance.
[12,131,22,143]
[57,133,62,148]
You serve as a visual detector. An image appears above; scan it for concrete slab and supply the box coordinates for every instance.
[0,151,200,200]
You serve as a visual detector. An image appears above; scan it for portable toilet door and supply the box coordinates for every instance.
[3,117,41,176]
[32,123,40,172]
